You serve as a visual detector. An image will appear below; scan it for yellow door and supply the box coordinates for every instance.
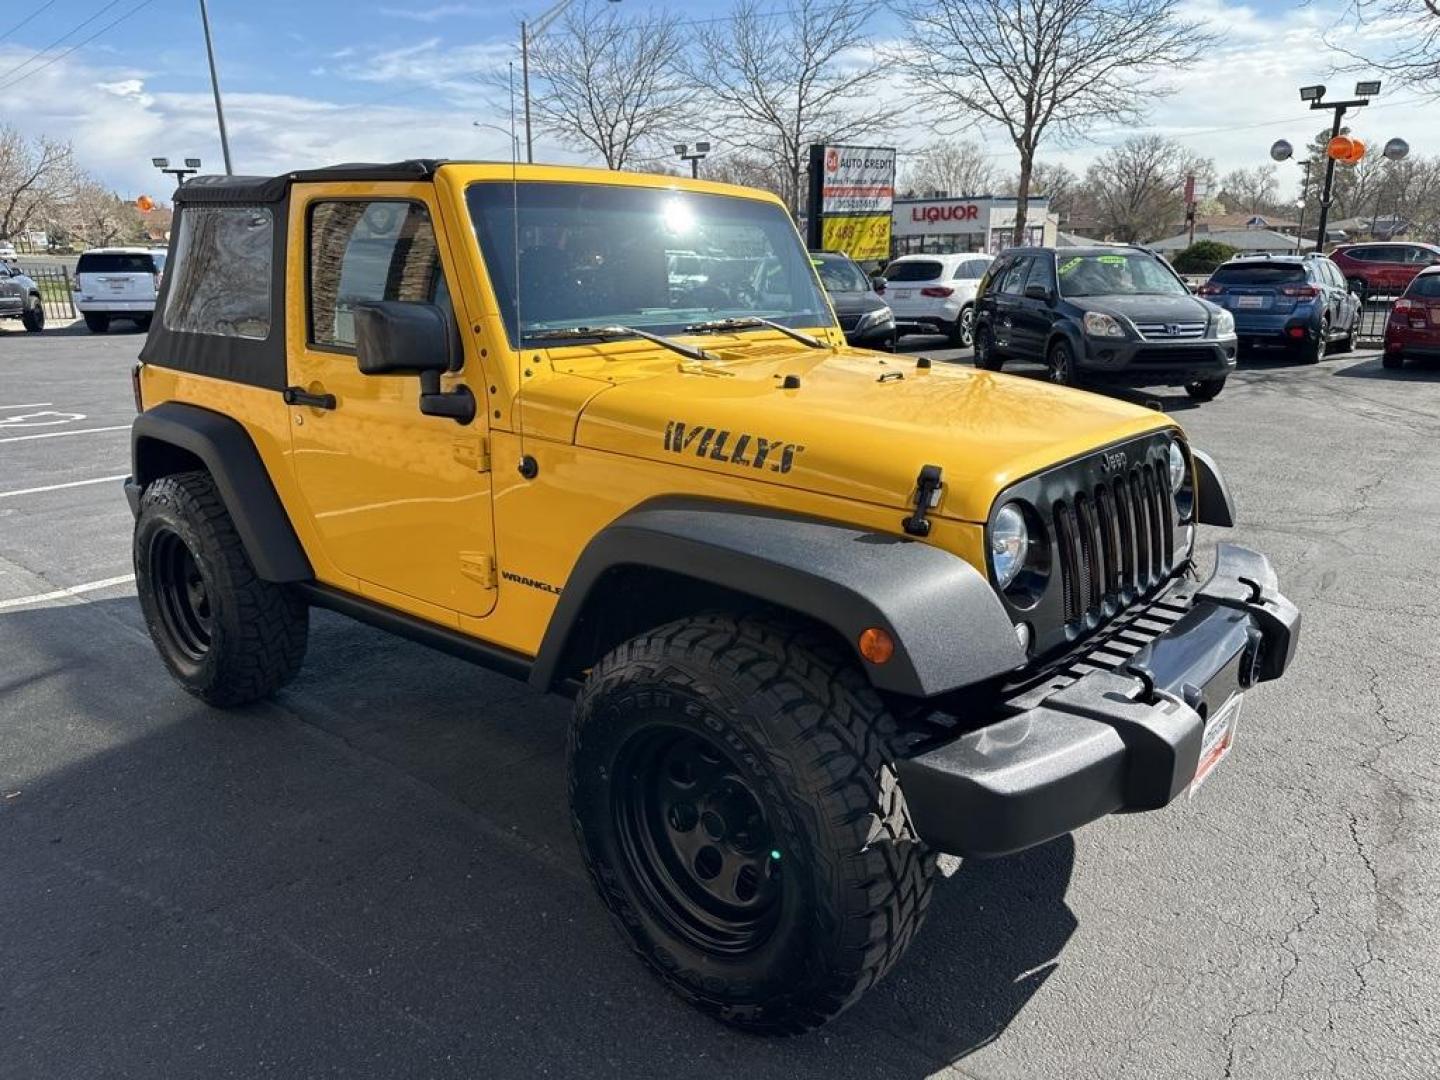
[286,183,497,619]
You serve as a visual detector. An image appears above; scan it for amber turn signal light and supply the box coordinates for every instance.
[858,627,895,665]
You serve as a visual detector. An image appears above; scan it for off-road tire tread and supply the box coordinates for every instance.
[569,612,936,1035]
[136,471,308,706]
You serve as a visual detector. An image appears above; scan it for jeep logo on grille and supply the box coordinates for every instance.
[1098,450,1128,473]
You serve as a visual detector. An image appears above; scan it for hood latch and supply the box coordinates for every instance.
[902,464,944,537]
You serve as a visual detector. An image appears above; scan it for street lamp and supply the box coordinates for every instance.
[1293,159,1314,254]
[674,141,711,179]
[520,0,621,164]
[475,121,521,162]
[1304,79,1380,253]
[153,157,202,188]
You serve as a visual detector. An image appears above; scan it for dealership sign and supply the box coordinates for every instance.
[806,144,896,261]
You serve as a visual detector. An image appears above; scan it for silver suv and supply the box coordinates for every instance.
[0,262,45,332]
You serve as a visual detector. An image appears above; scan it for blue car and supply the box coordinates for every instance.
[1198,254,1361,363]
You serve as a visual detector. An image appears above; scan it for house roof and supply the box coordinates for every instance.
[1197,212,1301,230]
[1148,228,1313,252]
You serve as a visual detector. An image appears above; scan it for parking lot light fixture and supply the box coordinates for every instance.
[675,141,710,179]
[152,157,169,169]
[1297,78,1380,253]
[1299,85,1326,102]
[184,158,202,170]
[1355,80,1381,98]
[154,157,202,189]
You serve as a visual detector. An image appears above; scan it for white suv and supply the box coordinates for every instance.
[73,247,167,333]
[882,252,994,347]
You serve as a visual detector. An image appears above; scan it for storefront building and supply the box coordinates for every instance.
[891,195,1056,256]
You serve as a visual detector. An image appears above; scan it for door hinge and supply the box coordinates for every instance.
[453,436,491,473]
[459,552,497,588]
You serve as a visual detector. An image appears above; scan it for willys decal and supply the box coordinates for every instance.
[663,421,806,475]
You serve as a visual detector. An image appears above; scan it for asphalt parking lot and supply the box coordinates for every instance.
[2,322,1438,1079]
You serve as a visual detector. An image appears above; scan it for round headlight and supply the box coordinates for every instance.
[1168,441,1187,494]
[991,502,1029,589]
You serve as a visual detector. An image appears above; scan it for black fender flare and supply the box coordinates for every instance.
[130,402,312,582]
[1046,321,1086,362]
[1192,447,1235,527]
[529,497,1025,699]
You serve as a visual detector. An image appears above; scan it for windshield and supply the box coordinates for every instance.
[1210,263,1306,286]
[466,182,831,346]
[1057,253,1189,298]
[813,255,870,293]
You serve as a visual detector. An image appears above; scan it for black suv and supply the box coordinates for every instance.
[973,246,1238,402]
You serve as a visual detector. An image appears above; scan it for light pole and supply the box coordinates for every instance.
[521,0,621,164]
[153,157,203,190]
[475,121,521,162]
[1294,159,1313,253]
[198,0,233,175]
[674,141,711,179]
[1298,80,1381,253]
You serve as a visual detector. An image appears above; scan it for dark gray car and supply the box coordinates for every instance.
[0,262,45,332]
[973,246,1238,402]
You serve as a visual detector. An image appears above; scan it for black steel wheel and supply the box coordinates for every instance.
[613,725,783,955]
[569,613,936,1034]
[973,323,1003,371]
[135,471,308,706]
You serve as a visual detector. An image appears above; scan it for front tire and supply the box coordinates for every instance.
[568,613,936,1035]
[21,301,44,332]
[1185,375,1227,401]
[83,313,110,333]
[1046,339,1080,386]
[135,472,309,706]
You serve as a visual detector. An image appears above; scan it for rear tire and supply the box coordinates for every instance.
[568,613,936,1035]
[1382,351,1404,370]
[135,471,309,707]
[1300,317,1328,364]
[1184,376,1226,402]
[133,314,153,332]
[83,313,110,333]
[947,306,974,349]
[973,324,1003,371]
[21,301,44,332]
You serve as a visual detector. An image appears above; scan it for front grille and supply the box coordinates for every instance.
[1133,346,1217,366]
[1051,459,1174,625]
[837,312,862,331]
[1134,320,1207,340]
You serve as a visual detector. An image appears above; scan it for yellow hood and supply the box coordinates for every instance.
[567,345,1176,523]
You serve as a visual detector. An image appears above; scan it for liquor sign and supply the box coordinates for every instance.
[806,144,896,261]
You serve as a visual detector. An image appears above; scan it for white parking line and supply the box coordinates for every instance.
[0,574,136,611]
[0,402,53,410]
[0,425,129,444]
[0,474,128,499]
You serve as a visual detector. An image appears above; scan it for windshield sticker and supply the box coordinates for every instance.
[1059,257,1083,275]
[1097,255,1127,264]
[664,420,805,474]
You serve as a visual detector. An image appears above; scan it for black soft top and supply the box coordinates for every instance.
[174,159,448,205]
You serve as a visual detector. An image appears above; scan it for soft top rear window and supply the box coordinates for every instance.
[885,260,943,282]
[77,252,159,274]
[1210,263,1307,285]
[1408,273,1440,299]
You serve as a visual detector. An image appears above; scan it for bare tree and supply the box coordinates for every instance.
[0,125,75,242]
[1083,135,1213,243]
[1331,0,1440,89]
[65,177,144,249]
[701,152,789,201]
[687,0,895,214]
[1219,166,1280,216]
[1009,161,1082,230]
[899,139,998,197]
[526,1,698,170]
[892,0,1212,246]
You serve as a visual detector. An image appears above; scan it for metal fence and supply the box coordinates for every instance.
[1356,292,1398,344]
[22,265,77,321]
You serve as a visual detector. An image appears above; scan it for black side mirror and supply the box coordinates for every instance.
[1024,283,1051,301]
[872,276,886,293]
[353,301,474,425]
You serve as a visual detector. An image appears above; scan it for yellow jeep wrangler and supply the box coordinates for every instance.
[127,159,1300,1033]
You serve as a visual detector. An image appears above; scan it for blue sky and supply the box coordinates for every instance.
[0,0,1431,200]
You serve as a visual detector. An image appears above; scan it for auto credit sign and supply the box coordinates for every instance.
[806,143,896,261]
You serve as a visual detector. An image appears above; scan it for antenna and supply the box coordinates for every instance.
[509,59,536,479]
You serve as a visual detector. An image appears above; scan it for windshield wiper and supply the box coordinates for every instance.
[684,316,827,349]
[521,325,718,362]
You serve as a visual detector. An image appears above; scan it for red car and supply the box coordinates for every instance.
[1383,266,1440,369]
[1330,241,1440,294]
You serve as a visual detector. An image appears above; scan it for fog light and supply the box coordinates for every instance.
[1014,622,1031,653]
[858,627,895,665]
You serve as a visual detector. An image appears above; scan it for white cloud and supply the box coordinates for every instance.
[377,4,486,22]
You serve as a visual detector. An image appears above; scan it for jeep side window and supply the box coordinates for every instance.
[308,200,450,349]
[162,207,273,339]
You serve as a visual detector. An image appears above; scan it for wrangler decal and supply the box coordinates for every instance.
[664,421,806,474]
[501,570,563,596]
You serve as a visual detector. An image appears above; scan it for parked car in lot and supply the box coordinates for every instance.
[881,252,992,346]
[1383,265,1440,369]
[0,241,18,260]
[73,247,166,332]
[0,262,45,332]
[1330,241,1440,295]
[810,249,895,348]
[1198,253,1359,362]
[973,246,1237,401]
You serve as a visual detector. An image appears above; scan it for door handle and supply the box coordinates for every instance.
[283,386,336,410]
